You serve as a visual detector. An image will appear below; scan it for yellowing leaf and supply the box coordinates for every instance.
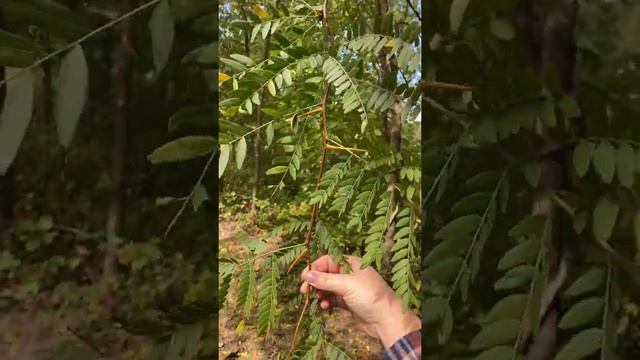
[384,38,396,48]
[218,72,231,85]
[252,4,269,20]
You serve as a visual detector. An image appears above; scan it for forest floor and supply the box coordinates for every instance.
[218,217,384,360]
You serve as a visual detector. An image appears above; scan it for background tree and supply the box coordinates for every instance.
[0,0,216,358]
[218,0,421,358]
[423,1,640,359]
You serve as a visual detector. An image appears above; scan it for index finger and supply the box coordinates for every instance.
[300,255,341,280]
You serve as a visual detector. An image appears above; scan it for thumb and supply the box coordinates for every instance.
[305,271,352,296]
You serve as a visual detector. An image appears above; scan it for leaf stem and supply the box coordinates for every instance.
[600,260,612,360]
[446,170,506,303]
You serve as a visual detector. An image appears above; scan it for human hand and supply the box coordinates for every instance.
[300,255,421,349]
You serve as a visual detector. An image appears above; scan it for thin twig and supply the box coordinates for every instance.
[66,326,105,356]
[237,243,305,267]
[405,0,421,21]
[289,71,331,356]
[0,0,162,88]
[163,147,216,238]
[423,80,472,91]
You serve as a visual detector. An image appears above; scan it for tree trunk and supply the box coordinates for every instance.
[102,0,134,318]
[244,2,270,215]
[520,1,578,358]
[376,0,402,267]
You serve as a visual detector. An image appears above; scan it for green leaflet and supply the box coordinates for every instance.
[266,165,287,175]
[559,297,604,329]
[616,142,635,188]
[493,265,535,290]
[0,68,34,175]
[191,184,208,211]
[497,238,539,270]
[565,267,606,297]
[593,141,616,183]
[148,136,216,164]
[148,0,175,74]
[423,256,463,284]
[480,294,527,324]
[235,137,247,169]
[508,216,546,238]
[556,328,603,360]
[434,215,482,241]
[469,319,520,351]
[257,256,279,336]
[53,45,88,148]
[451,192,491,215]
[219,144,231,178]
[236,261,257,319]
[593,196,619,245]
[266,123,274,146]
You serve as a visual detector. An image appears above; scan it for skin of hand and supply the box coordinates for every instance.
[300,255,421,349]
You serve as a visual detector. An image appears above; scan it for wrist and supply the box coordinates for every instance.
[374,297,421,349]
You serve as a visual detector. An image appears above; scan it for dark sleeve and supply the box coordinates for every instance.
[382,329,421,360]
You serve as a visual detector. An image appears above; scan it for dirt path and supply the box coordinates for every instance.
[218,218,384,359]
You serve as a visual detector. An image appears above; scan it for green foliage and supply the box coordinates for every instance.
[425,0,640,358]
[1,0,215,357]
[219,0,421,356]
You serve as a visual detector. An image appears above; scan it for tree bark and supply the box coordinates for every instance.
[520,1,578,358]
[244,1,270,215]
[376,0,403,267]
[102,0,134,317]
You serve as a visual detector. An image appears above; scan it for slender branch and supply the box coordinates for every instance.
[289,83,331,354]
[0,0,162,88]
[600,260,612,359]
[422,79,472,91]
[164,147,216,238]
[446,171,506,302]
[237,243,305,267]
[513,250,543,357]
[405,0,421,21]
[65,326,105,356]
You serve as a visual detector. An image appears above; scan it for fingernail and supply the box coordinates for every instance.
[305,271,318,284]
